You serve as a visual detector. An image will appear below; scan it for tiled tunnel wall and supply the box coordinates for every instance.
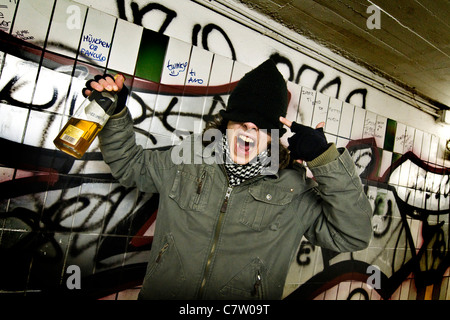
[0,0,449,299]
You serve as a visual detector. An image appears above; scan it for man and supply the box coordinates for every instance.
[84,59,372,299]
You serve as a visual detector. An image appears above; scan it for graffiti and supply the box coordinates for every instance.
[0,0,448,300]
[119,1,177,34]
[296,240,316,266]
[115,0,362,99]
[287,140,450,300]
[13,29,34,41]
[187,68,204,85]
[192,23,237,61]
[270,53,367,108]
[166,60,188,77]
[0,3,12,33]
[80,34,111,63]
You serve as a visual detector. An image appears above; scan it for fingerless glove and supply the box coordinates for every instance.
[287,122,330,161]
[82,74,128,115]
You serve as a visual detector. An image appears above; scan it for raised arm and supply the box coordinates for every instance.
[84,74,173,193]
[280,117,373,252]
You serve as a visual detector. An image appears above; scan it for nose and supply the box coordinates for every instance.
[243,122,259,131]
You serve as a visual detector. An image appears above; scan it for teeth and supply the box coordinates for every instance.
[239,134,255,144]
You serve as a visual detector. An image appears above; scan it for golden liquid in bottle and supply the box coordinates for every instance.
[53,117,103,159]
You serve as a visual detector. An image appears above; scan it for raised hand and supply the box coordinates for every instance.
[82,74,125,98]
[279,117,329,162]
[82,74,128,114]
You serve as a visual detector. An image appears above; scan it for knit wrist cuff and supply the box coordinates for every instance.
[307,143,340,167]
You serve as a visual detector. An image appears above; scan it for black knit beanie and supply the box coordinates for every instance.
[220,59,288,135]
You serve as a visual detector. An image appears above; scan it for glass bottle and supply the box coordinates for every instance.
[54,90,118,159]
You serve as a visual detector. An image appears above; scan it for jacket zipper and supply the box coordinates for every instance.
[197,185,233,299]
[197,171,206,194]
[195,171,207,204]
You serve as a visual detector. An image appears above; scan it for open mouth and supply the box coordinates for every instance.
[236,134,256,154]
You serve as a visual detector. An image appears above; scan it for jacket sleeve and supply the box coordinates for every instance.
[97,108,174,193]
[301,145,373,252]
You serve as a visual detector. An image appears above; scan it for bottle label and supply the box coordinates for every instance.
[60,124,84,145]
[83,101,110,125]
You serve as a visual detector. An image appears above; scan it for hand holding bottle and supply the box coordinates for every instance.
[54,74,127,158]
[83,74,128,115]
[82,73,124,95]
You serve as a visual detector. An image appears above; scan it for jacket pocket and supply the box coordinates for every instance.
[141,233,186,299]
[239,184,294,231]
[168,165,213,212]
[219,258,271,299]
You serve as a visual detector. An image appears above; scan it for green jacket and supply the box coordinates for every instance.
[98,109,373,300]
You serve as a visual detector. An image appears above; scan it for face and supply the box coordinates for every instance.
[226,121,271,164]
